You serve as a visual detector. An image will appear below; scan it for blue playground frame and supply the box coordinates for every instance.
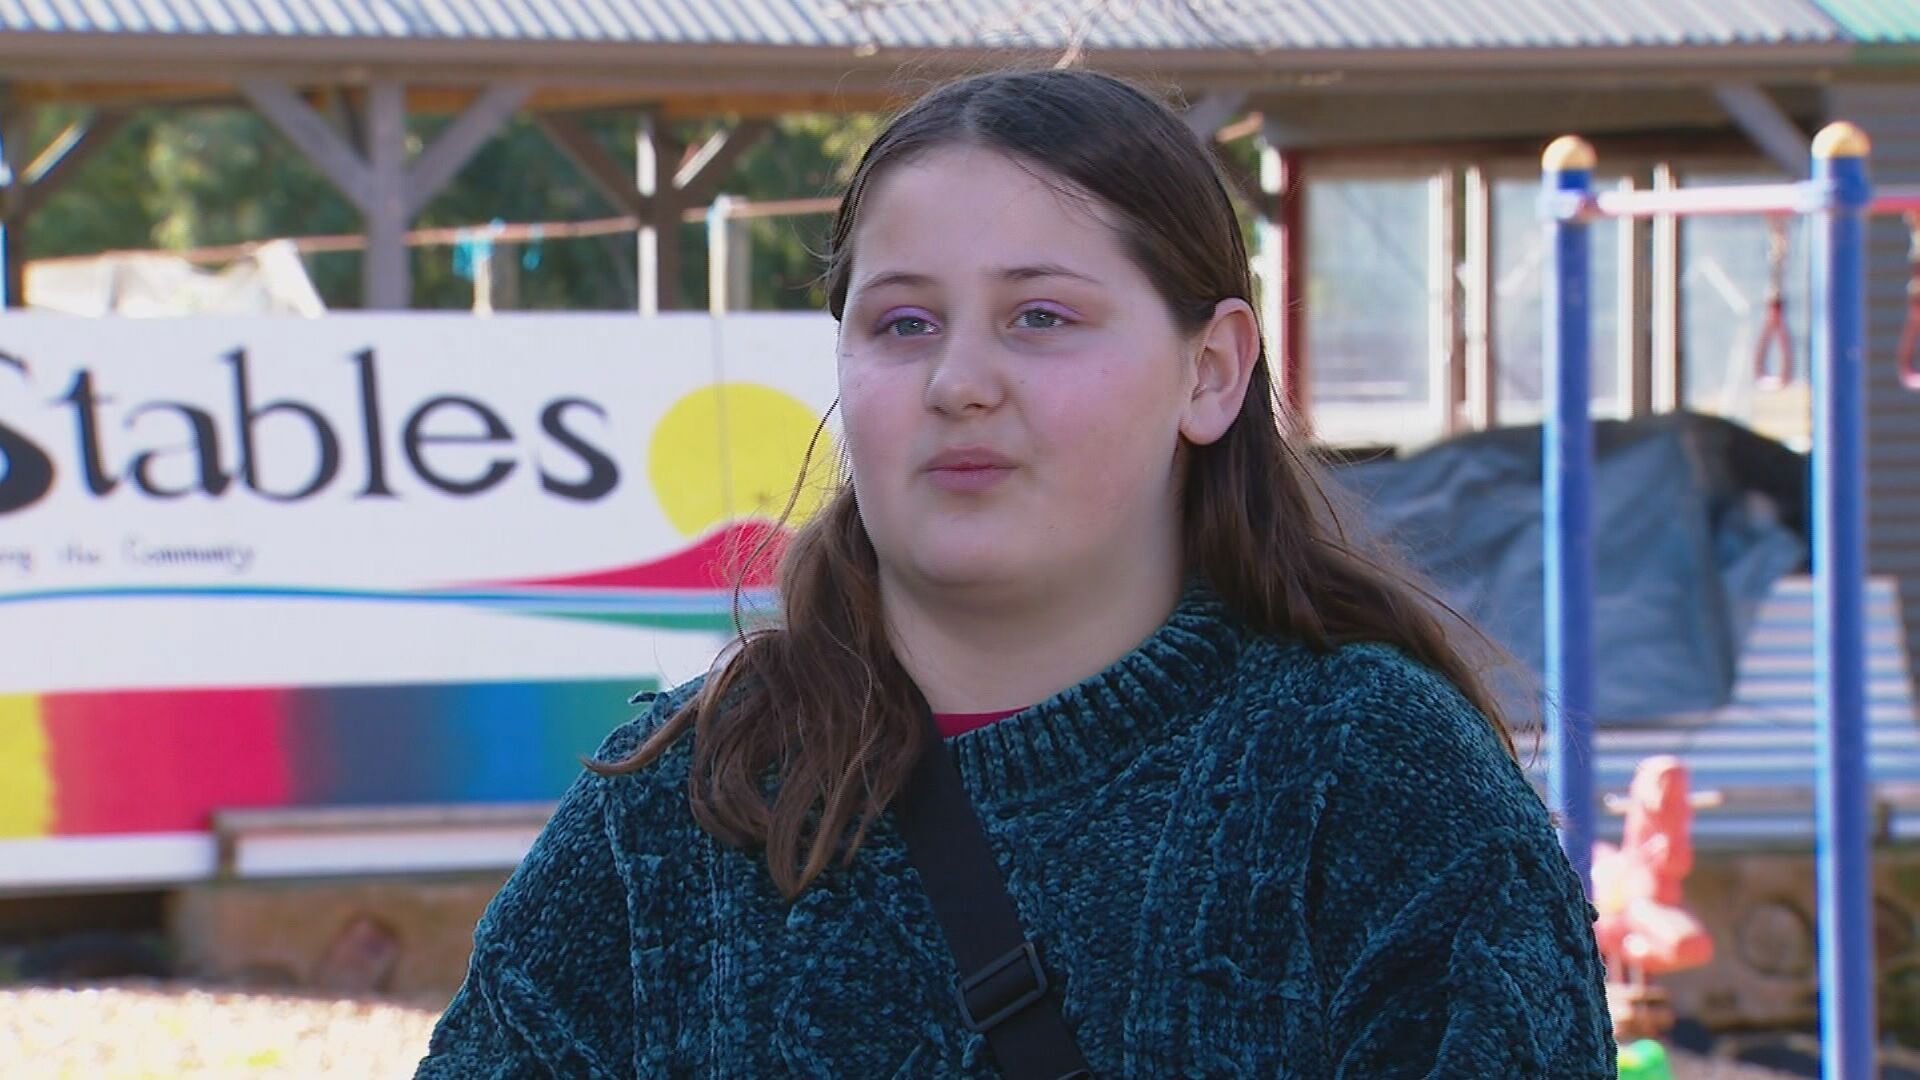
[1543,121,1920,1078]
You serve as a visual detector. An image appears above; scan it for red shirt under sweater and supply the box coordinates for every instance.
[934,708,1024,738]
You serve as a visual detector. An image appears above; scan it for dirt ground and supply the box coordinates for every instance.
[1,979,1914,1078]
[0,981,442,1079]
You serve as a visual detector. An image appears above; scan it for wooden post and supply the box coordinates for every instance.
[363,80,410,310]
[243,79,529,311]
[1463,165,1498,430]
[1618,175,1651,417]
[636,110,681,314]
[537,112,767,315]
[1,96,30,309]
[0,104,132,309]
[1429,167,1461,437]
[1259,132,1309,431]
[1650,162,1683,413]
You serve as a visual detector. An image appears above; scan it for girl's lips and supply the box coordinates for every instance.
[925,463,1015,493]
[922,447,1017,493]
[923,447,1016,471]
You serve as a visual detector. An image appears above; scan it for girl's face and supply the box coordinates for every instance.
[836,145,1250,601]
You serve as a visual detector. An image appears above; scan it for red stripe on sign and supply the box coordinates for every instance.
[486,520,788,590]
[43,688,293,834]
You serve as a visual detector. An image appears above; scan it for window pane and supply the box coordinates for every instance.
[1678,174,1810,422]
[1492,178,1621,423]
[1305,178,1433,445]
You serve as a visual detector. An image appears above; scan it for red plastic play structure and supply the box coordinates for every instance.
[1593,755,1721,1039]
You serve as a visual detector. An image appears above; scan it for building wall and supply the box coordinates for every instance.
[1827,82,1920,692]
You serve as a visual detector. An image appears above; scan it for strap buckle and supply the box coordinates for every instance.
[956,940,1050,1033]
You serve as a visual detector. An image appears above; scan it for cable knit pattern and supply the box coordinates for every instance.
[417,588,1616,1078]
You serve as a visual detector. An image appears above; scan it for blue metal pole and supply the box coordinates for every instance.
[1542,137,1597,893]
[1810,121,1877,1080]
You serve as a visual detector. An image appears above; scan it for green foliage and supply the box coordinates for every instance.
[26,103,1261,314]
[22,108,165,261]
[731,112,886,311]
[24,105,883,312]
[572,111,884,311]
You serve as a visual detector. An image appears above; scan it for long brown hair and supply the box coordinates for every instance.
[595,68,1517,899]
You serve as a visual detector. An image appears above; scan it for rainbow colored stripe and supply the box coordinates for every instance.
[0,677,656,838]
[0,524,790,839]
[0,522,787,632]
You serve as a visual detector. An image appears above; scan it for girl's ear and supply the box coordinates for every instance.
[1179,298,1260,446]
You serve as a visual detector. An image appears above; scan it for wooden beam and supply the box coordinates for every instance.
[9,80,227,108]
[4,79,906,120]
[328,86,367,160]
[532,113,648,216]
[637,110,685,313]
[14,109,133,221]
[673,118,771,208]
[404,81,532,217]
[674,127,732,190]
[362,79,410,309]
[2,216,22,307]
[417,87,897,118]
[0,97,27,306]
[1,108,27,221]
[1183,90,1247,141]
[241,79,373,211]
[1259,128,1309,428]
[0,102,128,305]
[655,90,898,119]
[1215,111,1264,145]
[1298,129,1763,171]
[21,119,86,184]
[1711,82,1808,179]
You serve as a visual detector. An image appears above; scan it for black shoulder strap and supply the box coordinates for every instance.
[892,698,1094,1080]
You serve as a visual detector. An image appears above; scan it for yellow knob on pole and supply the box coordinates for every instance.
[1543,135,1597,172]
[1813,121,1871,160]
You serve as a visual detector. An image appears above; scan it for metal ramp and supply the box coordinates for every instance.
[1532,575,1920,845]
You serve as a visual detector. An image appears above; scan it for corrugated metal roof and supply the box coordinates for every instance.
[1815,0,1920,43]
[0,0,1851,50]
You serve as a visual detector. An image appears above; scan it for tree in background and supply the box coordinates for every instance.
[25,106,882,312]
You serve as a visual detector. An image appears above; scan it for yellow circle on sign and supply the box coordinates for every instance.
[648,383,839,538]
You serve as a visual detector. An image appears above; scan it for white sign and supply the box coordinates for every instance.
[0,313,845,692]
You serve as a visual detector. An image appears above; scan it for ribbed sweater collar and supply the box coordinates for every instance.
[943,583,1248,804]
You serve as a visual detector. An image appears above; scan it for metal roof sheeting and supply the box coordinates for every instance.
[1815,0,1920,43]
[0,0,1851,50]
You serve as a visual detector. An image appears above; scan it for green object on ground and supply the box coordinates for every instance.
[1618,1038,1672,1080]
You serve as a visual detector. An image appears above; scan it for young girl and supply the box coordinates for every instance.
[417,69,1614,1078]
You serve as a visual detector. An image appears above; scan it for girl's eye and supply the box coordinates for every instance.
[1015,308,1069,330]
[881,315,937,338]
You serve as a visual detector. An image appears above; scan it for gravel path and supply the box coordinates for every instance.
[0,978,1904,1078]
[1,981,441,1079]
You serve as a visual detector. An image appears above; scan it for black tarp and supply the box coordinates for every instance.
[1335,413,1808,723]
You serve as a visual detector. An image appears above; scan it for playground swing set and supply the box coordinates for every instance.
[1540,121,1920,1079]
[1755,208,1920,393]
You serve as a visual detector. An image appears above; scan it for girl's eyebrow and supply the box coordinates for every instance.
[852,263,1105,294]
[998,263,1104,286]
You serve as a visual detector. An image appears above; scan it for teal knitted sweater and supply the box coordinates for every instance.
[417,590,1616,1078]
